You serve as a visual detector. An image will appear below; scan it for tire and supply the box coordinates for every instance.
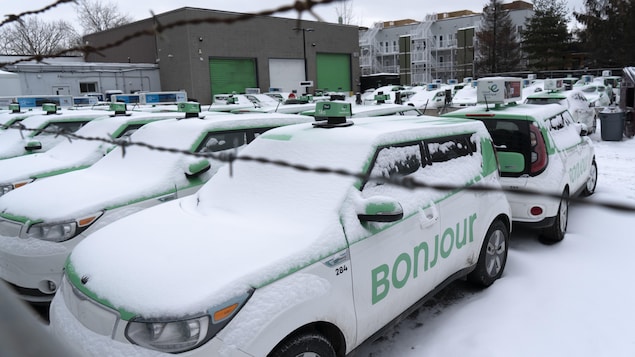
[581,160,598,197]
[467,219,509,287]
[268,332,336,357]
[540,189,569,244]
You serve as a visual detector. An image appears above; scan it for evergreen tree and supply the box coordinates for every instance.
[574,0,635,67]
[475,0,522,76]
[521,0,570,70]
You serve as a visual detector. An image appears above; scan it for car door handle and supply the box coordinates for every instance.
[418,204,439,229]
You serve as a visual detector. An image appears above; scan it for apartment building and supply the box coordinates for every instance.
[359,1,534,88]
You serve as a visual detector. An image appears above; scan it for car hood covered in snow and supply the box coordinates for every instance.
[66,121,385,317]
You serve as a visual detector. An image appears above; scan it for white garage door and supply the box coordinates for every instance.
[269,59,305,95]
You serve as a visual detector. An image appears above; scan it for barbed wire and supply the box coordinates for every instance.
[0,0,75,28]
[1,1,634,214]
[0,0,342,68]
[7,122,635,213]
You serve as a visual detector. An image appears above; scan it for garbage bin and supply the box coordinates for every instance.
[599,109,625,141]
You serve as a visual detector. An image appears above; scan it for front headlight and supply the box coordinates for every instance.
[125,290,253,353]
[0,179,34,197]
[25,212,103,242]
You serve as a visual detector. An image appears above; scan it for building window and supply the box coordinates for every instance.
[439,35,444,48]
[80,82,98,93]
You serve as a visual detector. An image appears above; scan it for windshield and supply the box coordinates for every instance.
[526,97,563,105]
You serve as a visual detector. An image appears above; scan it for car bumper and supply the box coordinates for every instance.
[0,234,70,302]
[503,190,560,225]
[50,277,254,357]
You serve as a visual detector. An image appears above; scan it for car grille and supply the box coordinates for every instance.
[0,219,23,237]
[62,276,120,337]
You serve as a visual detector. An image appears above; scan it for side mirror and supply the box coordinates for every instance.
[185,159,211,178]
[576,123,588,136]
[25,141,42,151]
[357,196,404,223]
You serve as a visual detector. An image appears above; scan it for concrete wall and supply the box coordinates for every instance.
[83,8,361,104]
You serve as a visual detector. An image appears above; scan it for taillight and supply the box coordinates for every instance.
[529,124,548,175]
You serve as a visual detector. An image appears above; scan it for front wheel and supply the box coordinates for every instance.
[467,219,509,287]
[268,333,336,357]
[581,160,598,197]
[540,189,569,244]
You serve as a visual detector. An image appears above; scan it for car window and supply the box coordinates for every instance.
[526,97,560,105]
[478,119,532,177]
[195,127,277,153]
[116,124,145,139]
[197,131,248,153]
[426,135,475,163]
[35,121,89,136]
[367,143,423,181]
[547,111,582,150]
[362,143,426,214]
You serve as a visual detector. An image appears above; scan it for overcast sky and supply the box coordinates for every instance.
[3,0,587,29]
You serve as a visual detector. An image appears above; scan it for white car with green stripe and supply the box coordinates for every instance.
[50,104,511,356]
[0,104,109,160]
[443,77,597,244]
[0,109,313,303]
[0,107,192,197]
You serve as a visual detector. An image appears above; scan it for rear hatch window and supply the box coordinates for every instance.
[476,119,544,177]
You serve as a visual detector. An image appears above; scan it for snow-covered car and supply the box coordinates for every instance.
[0,104,108,160]
[0,103,94,133]
[0,110,314,303]
[0,104,47,131]
[444,77,597,244]
[0,107,190,197]
[360,85,411,104]
[525,82,597,133]
[403,85,449,109]
[451,83,478,108]
[49,103,511,356]
[579,83,611,109]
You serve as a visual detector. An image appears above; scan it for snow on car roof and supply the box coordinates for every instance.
[448,102,568,125]
[0,109,109,158]
[0,111,187,184]
[68,116,492,316]
[0,113,314,222]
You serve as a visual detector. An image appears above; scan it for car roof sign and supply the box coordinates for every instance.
[476,77,522,105]
[544,78,565,92]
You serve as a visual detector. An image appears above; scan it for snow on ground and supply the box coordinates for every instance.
[354,122,635,356]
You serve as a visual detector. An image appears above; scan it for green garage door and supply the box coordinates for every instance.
[209,58,257,96]
[316,53,351,92]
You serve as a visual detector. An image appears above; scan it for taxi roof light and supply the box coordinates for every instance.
[109,102,128,115]
[9,103,21,113]
[544,78,565,92]
[42,103,58,114]
[178,102,201,118]
[312,101,353,128]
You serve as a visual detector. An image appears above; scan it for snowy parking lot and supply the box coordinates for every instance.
[2,120,634,357]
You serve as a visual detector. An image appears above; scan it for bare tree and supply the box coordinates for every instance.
[75,0,133,34]
[0,16,78,56]
[335,0,358,25]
